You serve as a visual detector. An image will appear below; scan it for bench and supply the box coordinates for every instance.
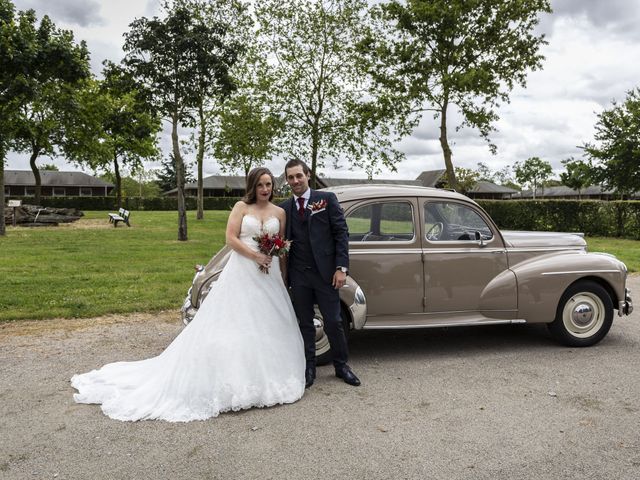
[108,208,131,227]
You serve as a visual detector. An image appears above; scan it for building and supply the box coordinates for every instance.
[165,174,423,197]
[467,180,519,200]
[415,169,447,188]
[4,170,114,197]
[517,185,622,200]
[162,170,518,199]
[315,177,423,188]
[415,170,519,199]
[163,175,246,197]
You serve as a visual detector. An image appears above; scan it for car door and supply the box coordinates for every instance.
[420,199,517,318]
[345,198,423,324]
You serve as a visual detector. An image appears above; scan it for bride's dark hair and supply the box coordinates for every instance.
[243,167,276,204]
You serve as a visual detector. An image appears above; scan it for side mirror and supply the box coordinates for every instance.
[474,230,485,247]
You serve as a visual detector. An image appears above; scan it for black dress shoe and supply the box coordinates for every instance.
[305,365,316,389]
[335,365,361,386]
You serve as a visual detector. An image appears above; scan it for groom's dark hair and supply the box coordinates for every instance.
[284,158,310,176]
[243,167,275,204]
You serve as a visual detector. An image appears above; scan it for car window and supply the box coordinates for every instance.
[424,202,493,242]
[347,201,414,242]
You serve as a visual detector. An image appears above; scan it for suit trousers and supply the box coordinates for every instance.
[289,266,349,368]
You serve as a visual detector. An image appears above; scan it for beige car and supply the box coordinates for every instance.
[182,185,633,363]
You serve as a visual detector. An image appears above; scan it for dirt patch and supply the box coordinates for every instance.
[59,218,114,230]
[0,310,180,338]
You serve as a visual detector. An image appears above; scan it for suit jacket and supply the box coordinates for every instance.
[280,189,349,284]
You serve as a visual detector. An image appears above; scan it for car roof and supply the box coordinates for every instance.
[322,183,474,203]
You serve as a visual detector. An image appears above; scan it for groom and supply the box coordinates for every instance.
[281,159,360,388]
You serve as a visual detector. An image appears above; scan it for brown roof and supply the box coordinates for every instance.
[319,177,422,188]
[518,185,616,198]
[416,169,447,187]
[470,181,519,194]
[163,175,247,195]
[5,170,113,187]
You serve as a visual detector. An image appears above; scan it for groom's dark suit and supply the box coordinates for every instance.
[281,189,349,368]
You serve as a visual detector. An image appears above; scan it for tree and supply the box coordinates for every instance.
[100,172,162,198]
[514,157,553,199]
[10,13,90,204]
[155,154,195,192]
[494,165,517,189]
[256,0,407,187]
[124,0,239,240]
[182,0,245,220]
[1,0,34,235]
[214,92,281,178]
[65,62,161,209]
[441,166,478,194]
[475,162,494,182]
[367,0,551,190]
[583,88,640,197]
[1,2,91,232]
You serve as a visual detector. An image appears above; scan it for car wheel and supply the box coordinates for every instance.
[313,306,350,366]
[548,280,613,347]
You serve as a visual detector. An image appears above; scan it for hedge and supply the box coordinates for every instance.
[478,200,640,240]
[9,195,243,211]
[9,195,292,212]
[9,196,640,240]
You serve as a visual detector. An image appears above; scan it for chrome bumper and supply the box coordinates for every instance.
[181,294,197,325]
[618,288,633,316]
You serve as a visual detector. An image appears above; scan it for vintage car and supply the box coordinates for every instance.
[182,184,633,363]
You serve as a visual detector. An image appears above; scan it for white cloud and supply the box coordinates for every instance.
[14,0,105,27]
[6,0,640,184]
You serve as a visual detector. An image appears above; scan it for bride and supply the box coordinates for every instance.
[71,167,306,422]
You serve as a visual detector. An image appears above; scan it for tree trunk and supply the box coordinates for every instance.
[172,113,188,241]
[196,103,205,220]
[439,97,457,191]
[0,149,5,236]
[113,155,122,209]
[310,120,320,189]
[29,148,42,205]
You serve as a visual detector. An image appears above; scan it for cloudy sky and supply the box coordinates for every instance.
[7,0,640,182]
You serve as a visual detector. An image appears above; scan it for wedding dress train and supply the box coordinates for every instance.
[71,215,305,422]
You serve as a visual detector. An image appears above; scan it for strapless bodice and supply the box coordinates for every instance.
[240,215,280,250]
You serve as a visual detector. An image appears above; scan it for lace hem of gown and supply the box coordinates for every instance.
[71,374,304,422]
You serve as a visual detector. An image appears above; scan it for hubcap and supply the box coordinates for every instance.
[572,303,594,326]
[562,292,605,338]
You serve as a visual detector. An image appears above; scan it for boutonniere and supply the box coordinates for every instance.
[308,199,328,214]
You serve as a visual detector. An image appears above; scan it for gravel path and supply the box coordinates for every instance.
[1,276,639,480]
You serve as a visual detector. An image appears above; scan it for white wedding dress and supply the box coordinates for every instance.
[71,215,305,422]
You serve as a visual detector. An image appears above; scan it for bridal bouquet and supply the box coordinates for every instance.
[252,232,292,274]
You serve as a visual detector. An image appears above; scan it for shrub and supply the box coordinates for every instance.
[478,200,640,240]
[8,196,290,212]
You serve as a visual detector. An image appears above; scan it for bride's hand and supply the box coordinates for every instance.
[254,252,272,269]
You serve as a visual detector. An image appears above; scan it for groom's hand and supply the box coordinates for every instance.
[332,270,346,289]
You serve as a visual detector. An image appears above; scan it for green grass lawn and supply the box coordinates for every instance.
[1,211,637,322]
[585,236,640,273]
[0,210,229,321]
